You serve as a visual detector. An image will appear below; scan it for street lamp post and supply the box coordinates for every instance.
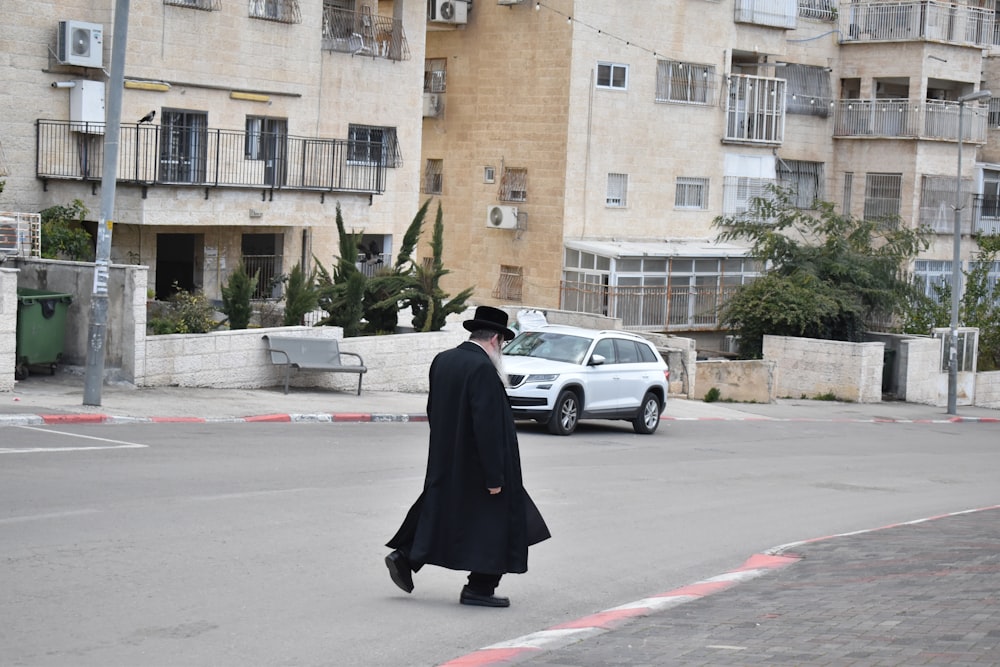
[948,89,991,415]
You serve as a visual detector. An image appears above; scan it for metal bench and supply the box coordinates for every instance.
[262,334,367,395]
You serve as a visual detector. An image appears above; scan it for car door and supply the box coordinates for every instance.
[612,338,650,411]
[583,337,622,414]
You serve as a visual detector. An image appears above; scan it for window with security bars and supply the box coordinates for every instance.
[919,175,974,233]
[722,176,775,220]
[982,170,1000,232]
[913,260,952,301]
[675,177,709,209]
[989,98,1000,128]
[348,124,401,167]
[843,172,853,215]
[423,159,443,194]
[165,0,220,9]
[424,59,446,93]
[655,60,715,105]
[782,64,831,117]
[776,160,823,209]
[863,173,902,227]
[249,0,302,23]
[492,265,524,302]
[606,173,628,207]
[499,167,527,202]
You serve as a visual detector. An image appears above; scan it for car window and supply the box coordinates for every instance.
[637,343,657,363]
[613,339,639,364]
[504,332,593,364]
[593,338,615,363]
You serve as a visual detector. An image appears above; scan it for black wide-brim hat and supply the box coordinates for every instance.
[463,305,515,340]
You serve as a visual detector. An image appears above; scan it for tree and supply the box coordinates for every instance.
[39,199,94,261]
[221,260,258,330]
[282,261,319,326]
[398,202,474,332]
[901,234,1000,371]
[714,187,930,359]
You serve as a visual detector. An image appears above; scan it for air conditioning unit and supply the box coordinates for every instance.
[423,92,442,118]
[722,335,741,354]
[429,0,468,24]
[486,205,518,230]
[57,20,104,68]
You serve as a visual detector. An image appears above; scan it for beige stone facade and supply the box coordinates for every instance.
[423,0,1000,335]
[1,0,425,301]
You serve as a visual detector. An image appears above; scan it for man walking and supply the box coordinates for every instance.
[385,306,550,607]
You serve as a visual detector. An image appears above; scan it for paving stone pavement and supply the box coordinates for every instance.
[512,508,1000,667]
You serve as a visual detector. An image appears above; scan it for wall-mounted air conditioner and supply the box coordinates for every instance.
[423,92,443,118]
[429,0,468,24]
[57,20,104,68]
[486,205,518,230]
[69,80,106,134]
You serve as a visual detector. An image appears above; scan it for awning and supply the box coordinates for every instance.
[564,238,751,260]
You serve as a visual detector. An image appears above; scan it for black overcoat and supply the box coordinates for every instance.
[387,341,550,575]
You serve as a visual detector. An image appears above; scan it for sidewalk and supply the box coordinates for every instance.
[455,506,1000,666]
[2,370,999,424]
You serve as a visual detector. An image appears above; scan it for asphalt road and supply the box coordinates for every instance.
[1,418,997,666]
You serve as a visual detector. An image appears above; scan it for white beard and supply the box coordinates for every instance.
[487,341,509,388]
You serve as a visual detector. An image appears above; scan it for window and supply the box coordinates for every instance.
[606,173,628,207]
[493,265,524,302]
[249,0,302,23]
[843,172,853,215]
[655,60,714,104]
[499,167,527,202]
[675,177,709,209]
[989,98,1000,128]
[244,117,288,186]
[776,160,823,209]
[424,159,443,194]
[920,175,975,233]
[348,124,401,167]
[722,176,774,220]
[863,173,902,226]
[424,59,446,93]
[159,110,208,184]
[483,166,495,183]
[725,74,786,143]
[782,64,831,117]
[596,62,628,90]
[164,0,220,10]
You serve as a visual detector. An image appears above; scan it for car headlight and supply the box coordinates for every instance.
[526,374,559,382]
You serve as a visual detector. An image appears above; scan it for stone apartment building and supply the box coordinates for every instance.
[422,0,1000,348]
[1,0,424,301]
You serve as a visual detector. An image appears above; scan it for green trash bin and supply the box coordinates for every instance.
[15,288,73,380]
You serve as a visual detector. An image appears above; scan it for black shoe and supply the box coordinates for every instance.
[385,550,414,594]
[460,586,510,608]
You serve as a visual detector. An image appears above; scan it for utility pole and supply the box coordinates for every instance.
[83,0,131,406]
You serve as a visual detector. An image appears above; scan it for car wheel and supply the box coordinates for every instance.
[547,389,579,436]
[632,392,661,434]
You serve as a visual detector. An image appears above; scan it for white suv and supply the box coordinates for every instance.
[502,325,669,435]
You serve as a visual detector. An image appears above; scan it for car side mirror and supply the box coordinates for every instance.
[588,354,606,366]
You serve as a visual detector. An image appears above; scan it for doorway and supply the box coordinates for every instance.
[156,233,202,299]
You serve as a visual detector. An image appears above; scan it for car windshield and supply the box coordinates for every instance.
[503,331,594,365]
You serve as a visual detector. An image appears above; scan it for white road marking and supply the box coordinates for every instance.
[0,509,100,525]
[1,425,150,454]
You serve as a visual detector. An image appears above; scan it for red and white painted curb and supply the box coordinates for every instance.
[1,412,997,426]
[437,504,1000,667]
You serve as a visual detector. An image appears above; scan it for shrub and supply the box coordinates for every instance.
[283,262,319,326]
[221,261,258,330]
[147,286,218,334]
[703,387,721,403]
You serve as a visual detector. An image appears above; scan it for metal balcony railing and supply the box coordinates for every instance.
[560,282,743,331]
[36,120,388,195]
[322,6,410,61]
[724,75,786,144]
[840,0,994,47]
[833,99,989,141]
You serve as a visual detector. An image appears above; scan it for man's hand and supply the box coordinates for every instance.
[488,487,502,495]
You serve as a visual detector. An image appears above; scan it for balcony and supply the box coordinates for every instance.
[736,0,798,28]
[840,0,994,47]
[724,74,787,144]
[833,99,989,141]
[36,120,388,195]
[560,281,742,331]
[322,6,410,61]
